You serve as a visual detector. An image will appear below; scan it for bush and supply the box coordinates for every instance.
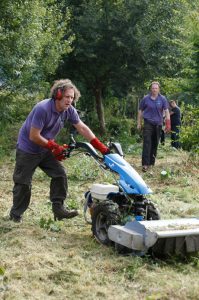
[0,90,44,157]
[180,105,199,153]
[104,117,138,153]
[107,117,133,136]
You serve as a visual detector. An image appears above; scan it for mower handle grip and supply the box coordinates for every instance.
[64,134,103,161]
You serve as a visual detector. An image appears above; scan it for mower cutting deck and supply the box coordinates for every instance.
[108,218,199,255]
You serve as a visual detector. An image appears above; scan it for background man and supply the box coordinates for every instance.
[137,81,170,172]
[170,100,181,149]
[10,79,109,222]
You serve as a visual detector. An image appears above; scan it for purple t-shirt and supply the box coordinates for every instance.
[139,93,168,125]
[17,98,80,153]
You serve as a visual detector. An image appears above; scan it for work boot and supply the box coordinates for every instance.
[52,203,79,221]
[9,213,22,223]
[142,165,149,172]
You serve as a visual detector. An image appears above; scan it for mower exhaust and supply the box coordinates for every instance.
[108,218,199,255]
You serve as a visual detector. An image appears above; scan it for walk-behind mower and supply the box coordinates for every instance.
[65,135,199,256]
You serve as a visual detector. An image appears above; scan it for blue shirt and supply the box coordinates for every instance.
[139,93,168,125]
[17,98,80,153]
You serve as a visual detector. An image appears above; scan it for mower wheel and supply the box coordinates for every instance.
[146,203,160,220]
[91,202,121,246]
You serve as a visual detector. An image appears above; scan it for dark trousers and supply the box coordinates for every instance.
[10,149,67,218]
[160,129,165,145]
[171,125,180,149]
[142,120,161,166]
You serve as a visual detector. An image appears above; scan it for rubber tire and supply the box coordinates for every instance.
[146,203,160,220]
[91,203,121,246]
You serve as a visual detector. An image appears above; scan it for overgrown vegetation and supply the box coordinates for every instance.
[0,0,198,155]
[180,105,199,153]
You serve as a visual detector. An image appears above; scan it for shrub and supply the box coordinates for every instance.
[180,105,199,153]
[0,90,44,156]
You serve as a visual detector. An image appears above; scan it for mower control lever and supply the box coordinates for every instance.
[108,141,124,157]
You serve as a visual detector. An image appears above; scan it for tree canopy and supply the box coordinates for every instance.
[56,0,189,132]
[0,0,72,90]
[0,0,198,139]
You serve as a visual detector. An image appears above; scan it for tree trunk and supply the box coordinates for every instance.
[94,87,106,135]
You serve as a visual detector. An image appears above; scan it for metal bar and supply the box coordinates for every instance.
[155,228,199,238]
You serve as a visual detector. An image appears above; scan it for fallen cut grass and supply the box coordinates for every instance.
[0,143,199,299]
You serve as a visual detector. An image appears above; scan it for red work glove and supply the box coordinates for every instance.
[46,140,68,161]
[90,137,110,155]
[52,144,68,161]
[165,119,171,133]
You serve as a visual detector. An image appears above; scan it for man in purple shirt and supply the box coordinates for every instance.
[10,79,109,222]
[137,82,171,172]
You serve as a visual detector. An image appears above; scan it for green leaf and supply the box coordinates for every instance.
[0,266,5,276]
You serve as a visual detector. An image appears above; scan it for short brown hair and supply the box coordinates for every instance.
[150,81,160,89]
[50,79,81,102]
[170,100,176,104]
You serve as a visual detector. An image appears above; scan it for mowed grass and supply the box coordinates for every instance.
[0,142,199,300]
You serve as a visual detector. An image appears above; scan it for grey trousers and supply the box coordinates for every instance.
[10,149,67,218]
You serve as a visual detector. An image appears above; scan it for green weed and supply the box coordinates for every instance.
[39,217,63,232]
[66,154,100,181]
